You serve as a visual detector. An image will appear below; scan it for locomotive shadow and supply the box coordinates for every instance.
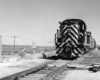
[46,56,77,60]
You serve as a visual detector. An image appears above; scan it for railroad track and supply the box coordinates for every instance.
[0,59,75,80]
[41,60,76,80]
[17,59,74,80]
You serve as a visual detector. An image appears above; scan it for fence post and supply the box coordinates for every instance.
[32,42,37,59]
[0,36,2,62]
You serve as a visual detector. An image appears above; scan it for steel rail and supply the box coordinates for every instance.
[0,60,55,80]
[41,60,76,80]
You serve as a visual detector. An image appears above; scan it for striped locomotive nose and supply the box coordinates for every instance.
[67,28,71,33]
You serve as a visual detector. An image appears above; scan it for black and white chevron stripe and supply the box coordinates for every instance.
[56,24,82,57]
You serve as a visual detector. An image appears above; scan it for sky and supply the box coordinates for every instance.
[0,0,100,46]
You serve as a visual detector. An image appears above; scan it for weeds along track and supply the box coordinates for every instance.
[0,60,55,80]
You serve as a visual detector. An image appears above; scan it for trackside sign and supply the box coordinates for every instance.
[32,42,37,49]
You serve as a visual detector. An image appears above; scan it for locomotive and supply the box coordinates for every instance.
[55,19,96,59]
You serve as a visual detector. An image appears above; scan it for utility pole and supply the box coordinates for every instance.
[11,36,18,54]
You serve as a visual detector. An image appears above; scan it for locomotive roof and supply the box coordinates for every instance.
[59,19,87,29]
[60,19,86,25]
[59,19,87,31]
